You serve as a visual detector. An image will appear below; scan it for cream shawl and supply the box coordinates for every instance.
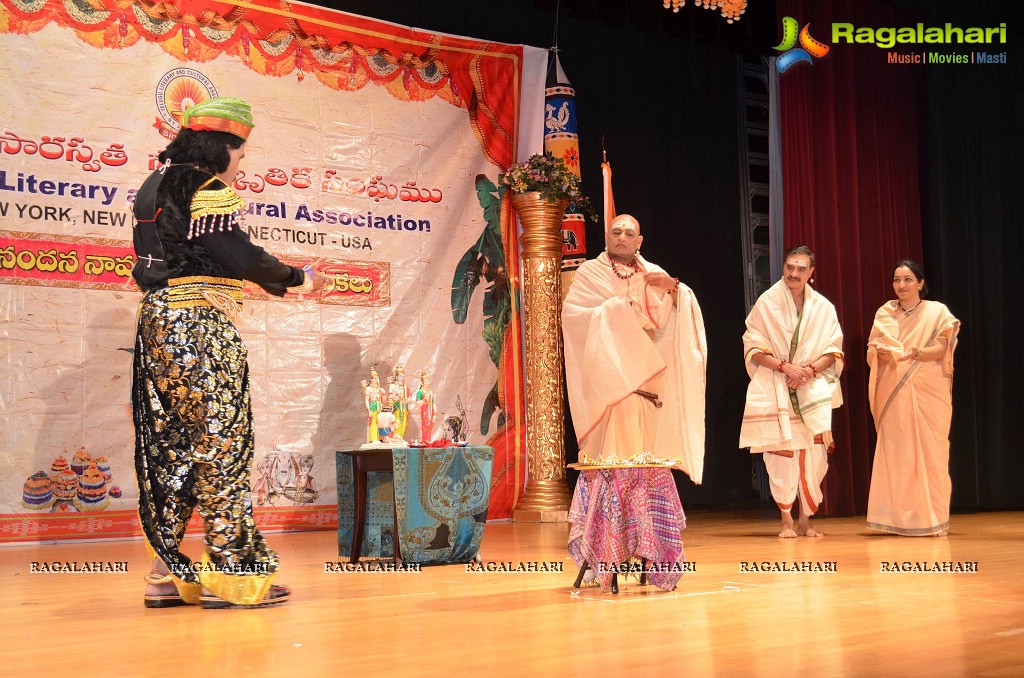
[740,278,844,449]
[562,253,708,483]
[866,299,959,424]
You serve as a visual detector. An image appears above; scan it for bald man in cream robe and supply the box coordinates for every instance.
[562,214,707,484]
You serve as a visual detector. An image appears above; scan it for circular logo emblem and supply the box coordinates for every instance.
[155,69,218,130]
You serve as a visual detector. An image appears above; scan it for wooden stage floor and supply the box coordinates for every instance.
[2,509,1022,676]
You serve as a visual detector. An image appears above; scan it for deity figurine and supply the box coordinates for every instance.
[375,407,406,445]
[440,394,468,445]
[388,363,412,439]
[414,370,437,443]
[362,367,384,443]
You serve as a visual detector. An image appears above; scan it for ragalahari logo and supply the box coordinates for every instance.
[774,17,831,73]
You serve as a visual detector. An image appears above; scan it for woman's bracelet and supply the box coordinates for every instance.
[777,359,787,373]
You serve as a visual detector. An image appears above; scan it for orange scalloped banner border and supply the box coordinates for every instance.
[0,0,520,168]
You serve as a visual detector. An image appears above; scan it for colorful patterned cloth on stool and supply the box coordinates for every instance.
[336,446,494,564]
[393,446,493,565]
[568,467,686,592]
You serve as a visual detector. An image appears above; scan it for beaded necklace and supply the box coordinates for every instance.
[611,257,639,279]
[898,300,922,316]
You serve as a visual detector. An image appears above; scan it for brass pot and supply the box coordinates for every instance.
[510,191,569,258]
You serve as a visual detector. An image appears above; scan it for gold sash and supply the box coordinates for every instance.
[167,276,244,319]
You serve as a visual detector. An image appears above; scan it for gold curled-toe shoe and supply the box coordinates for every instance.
[200,584,291,610]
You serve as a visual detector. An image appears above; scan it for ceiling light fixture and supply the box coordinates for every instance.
[663,0,748,24]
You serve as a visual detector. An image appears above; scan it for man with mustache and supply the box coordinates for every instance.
[740,245,844,538]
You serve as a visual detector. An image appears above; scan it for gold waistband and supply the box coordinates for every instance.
[167,276,244,315]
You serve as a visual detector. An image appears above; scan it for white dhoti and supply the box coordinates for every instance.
[759,440,828,515]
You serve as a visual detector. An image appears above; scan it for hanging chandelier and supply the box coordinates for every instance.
[663,0,748,23]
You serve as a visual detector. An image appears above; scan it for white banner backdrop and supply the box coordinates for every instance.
[0,0,545,541]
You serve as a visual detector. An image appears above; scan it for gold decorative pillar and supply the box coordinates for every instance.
[510,191,572,522]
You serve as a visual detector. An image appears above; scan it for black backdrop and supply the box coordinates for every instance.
[319,1,1022,511]
[920,5,1024,509]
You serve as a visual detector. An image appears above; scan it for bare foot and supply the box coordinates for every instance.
[797,516,824,537]
[934,530,948,537]
[779,509,797,538]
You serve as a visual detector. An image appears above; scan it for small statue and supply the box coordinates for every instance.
[438,394,468,446]
[362,367,384,443]
[440,415,464,445]
[414,369,437,443]
[375,406,406,446]
[388,363,412,439]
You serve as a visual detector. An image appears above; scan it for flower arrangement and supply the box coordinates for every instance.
[500,153,598,221]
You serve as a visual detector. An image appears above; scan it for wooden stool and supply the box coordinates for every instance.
[341,449,402,564]
[573,559,648,595]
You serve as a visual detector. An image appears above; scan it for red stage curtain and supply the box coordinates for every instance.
[778,0,924,515]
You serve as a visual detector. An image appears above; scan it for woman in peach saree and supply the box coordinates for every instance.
[866,260,960,536]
